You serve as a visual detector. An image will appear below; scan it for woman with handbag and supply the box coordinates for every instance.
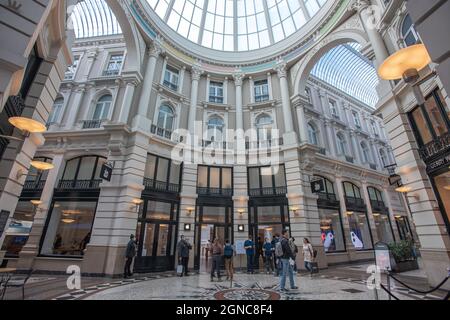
[302,238,315,275]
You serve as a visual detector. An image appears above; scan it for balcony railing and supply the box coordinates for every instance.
[255,94,269,103]
[317,192,340,207]
[246,138,283,149]
[57,179,101,190]
[143,178,180,193]
[346,156,354,163]
[419,132,450,162]
[4,95,25,118]
[318,148,326,155]
[82,120,102,129]
[102,69,120,77]
[23,179,46,191]
[318,192,337,201]
[64,73,75,80]
[202,140,231,149]
[249,186,287,197]
[209,96,224,104]
[197,187,233,197]
[163,80,178,91]
[370,200,389,214]
[151,125,173,140]
[345,196,366,211]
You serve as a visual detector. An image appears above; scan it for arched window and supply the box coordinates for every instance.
[61,155,106,187]
[93,95,112,120]
[337,133,347,155]
[343,181,362,199]
[314,175,336,199]
[367,187,384,202]
[48,98,64,124]
[157,104,175,131]
[255,114,273,141]
[207,116,224,142]
[401,14,420,47]
[361,142,370,163]
[379,149,388,167]
[307,122,319,145]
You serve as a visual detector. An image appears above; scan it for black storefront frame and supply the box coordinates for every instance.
[407,87,450,235]
[144,153,183,193]
[367,186,396,243]
[196,165,234,196]
[247,165,287,196]
[315,175,347,253]
[38,196,100,259]
[60,155,106,186]
[248,196,290,240]
[134,195,180,273]
[343,182,375,251]
[193,197,234,271]
[395,215,414,241]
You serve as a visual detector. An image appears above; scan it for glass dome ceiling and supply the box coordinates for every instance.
[145,0,328,51]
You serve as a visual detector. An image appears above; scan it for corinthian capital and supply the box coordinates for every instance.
[191,64,203,81]
[275,59,288,78]
[148,40,164,58]
[350,0,370,13]
[233,72,245,86]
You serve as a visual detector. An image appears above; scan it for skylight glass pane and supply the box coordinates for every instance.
[143,0,327,51]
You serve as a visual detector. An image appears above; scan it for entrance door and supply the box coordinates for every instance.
[198,224,228,273]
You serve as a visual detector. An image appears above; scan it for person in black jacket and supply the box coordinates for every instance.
[177,235,192,276]
[279,230,298,292]
[124,234,137,278]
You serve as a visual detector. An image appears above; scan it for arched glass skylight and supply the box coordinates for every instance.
[145,0,328,51]
[310,43,380,108]
[71,0,122,38]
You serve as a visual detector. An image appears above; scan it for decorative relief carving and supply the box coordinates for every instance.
[233,73,245,86]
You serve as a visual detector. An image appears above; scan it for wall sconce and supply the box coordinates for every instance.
[237,209,244,215]
[30,199,43,214]
[16,160,55,179]
[238,225,245,232]
[187,207,194,216]
[290,207,299,215]
[184,223,191,231]
[131,198,144,212]
[345,211,354,216]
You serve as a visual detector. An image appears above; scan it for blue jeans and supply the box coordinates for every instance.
[246,254,254,272]
[280,258,295,289]
[304,261,312,272]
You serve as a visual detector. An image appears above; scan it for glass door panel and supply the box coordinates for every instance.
[156,224,169,256]
[142,223,155,256]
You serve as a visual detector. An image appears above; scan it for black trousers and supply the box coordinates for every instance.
[181,257,189,275]
[124,257,133,276]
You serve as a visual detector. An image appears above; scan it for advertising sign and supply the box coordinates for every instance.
[235,240,246,255]
[311,179,325,193]
[374,242,392,271]
[100,163,113,181]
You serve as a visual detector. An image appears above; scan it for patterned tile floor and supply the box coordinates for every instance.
[52,271,444,301]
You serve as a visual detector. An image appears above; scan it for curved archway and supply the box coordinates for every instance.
[293,29,370,98]
[72,0,144,72]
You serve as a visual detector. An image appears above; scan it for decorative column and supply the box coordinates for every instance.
[275,60,295,135]
[335,176,357,260]
[118,73,141,124]
[16,152,65,270]
[65,85,86,129]
[133,41,162,131]
[352,0,389,68]
[233,73,244,132]
[79,82,96,124]
[324,120,337,156]
[188,65,203,136]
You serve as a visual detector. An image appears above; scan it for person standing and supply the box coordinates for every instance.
[289,237,298,273]
[262,237,274,274]
[272,234,281,276]
[124,234,137,278]
[302,238,314,275]
[279,230,298,292]
[223,239,234,281]
[211,238,223,281]
[177,235,192,276]
[244,235,255,274]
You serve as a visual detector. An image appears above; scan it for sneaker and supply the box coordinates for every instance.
[291,286,298,290]
[280,288,289,292]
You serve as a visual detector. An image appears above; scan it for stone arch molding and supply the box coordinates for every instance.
[73,0,145,73]
[293,19,370,97]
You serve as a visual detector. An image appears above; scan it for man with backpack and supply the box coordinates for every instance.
[223,239,234,281]
[277,230,298,292]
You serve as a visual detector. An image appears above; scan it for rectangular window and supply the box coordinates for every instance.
[209,81,224,103]
[258,206,282,223]
[254,79,269,102]
[156,158,169,182]
[163,65,179,91]
[64,56,80,80]
[329,100,339,119]
[146,201,172,221]
[347,212,373,250]
[202,206,226,223]
[319,208,346,252]
[373,213,394,244]
[352,111,361,128]
[197,166,233,195]
[424,93,448,138]
[104,54,123,76]
[41,201,97,256]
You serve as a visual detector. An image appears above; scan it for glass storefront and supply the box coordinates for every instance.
[1,201,35,257]
[347,212,373,250]
[41,201,97,256]
[432,170,450,229]
[373,213,395,244]
[319,208,345,252]
[135,199,178,272]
